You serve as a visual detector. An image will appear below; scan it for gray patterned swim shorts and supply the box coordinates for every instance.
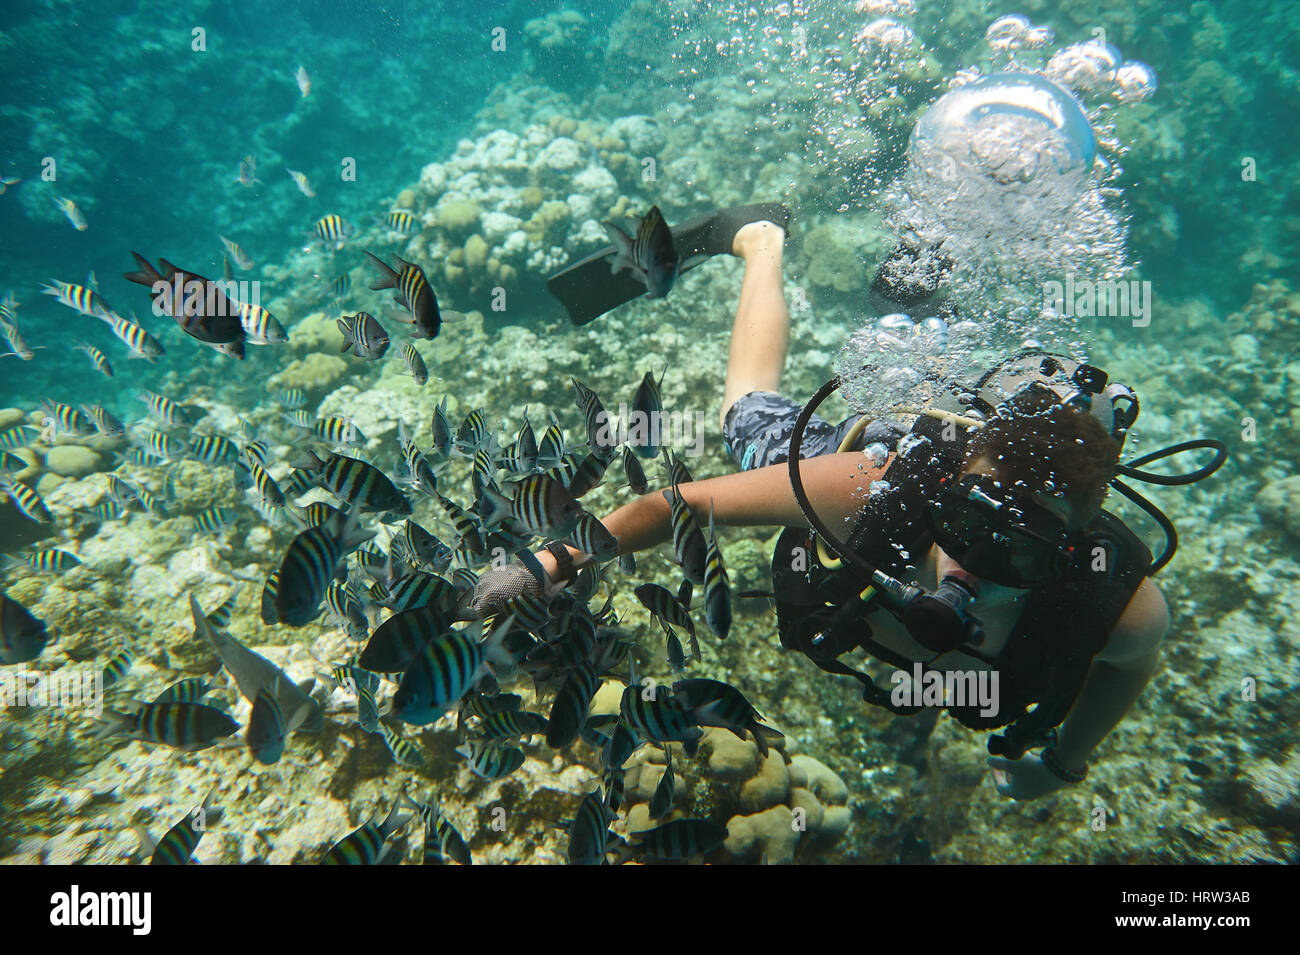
[722,390,904,471]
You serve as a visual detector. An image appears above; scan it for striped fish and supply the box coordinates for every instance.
[603,205,680,298]
[286,167,315,197]
[22,549,81,572]
[238,303,289,345]
[379,722,423,768]
[140,431,186,461]
[481,474,583,538]
[363,251,442,339]
[105,474,138,507]
[455,740,526,780]
[604,767,626,814]
[273,506,375,626]
[435,494,484,556]
[260,570,280,625]
[397,422,438,498]
[672,678,783,756]
[567,788,616,865]
[0,425,36,452]
[1,476,51,523]
[139,391,193,427]
[293,450,410,517]
[297,501,342,528]
[204,591,240,630]
[320,802,410,865]
[386,210,416,233]
[570,377,616,461]
[563,452,610,498]
[373,573,457,615]
[631,818,728,860]
[285,410,312,429]
[134,484,168,517]
[546,660,602,748]
[219,235,254,270]
[662,483,707,585]
[391,624,498,726]
[242,440,270,466]
[41,400,96,437]
[357,605,456,675]
[663,449,694,487]
[194,506,236,534]
[401,343,428,385]
[649,746,675,819]
[54,196,88,231]
[137,788,222,865]
[101,649,134,689]
[235,452,284,507]
[430,397,453,461]
[284,468,318,498]
[150,677,212,705]
[40,280,110,317]
[618,683,702,752]
[325,579,368,641]
[189,433,238,465]
[76,343,113,377]
[329,274,351,299]
[476,708,549,742]
[102,312,165,362]
[623,445,648,494]
[312,416,365,446]
[335,314,390,361]
[406,794,471,866]
[81,404,125,437]
[454,408,491,457]
[536,413,567,470]
[314,213,350,248]
[0,319,35,360]
[77,499,126,524]
[280,388,307,410]
[332,665,380,696]
[92,701,239,751]
[567,513,618,562]
[633,583,695,638]
[703,501,731,639]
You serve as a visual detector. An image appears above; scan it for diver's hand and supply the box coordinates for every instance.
[987,753,1070,801]
[467,562,544,619]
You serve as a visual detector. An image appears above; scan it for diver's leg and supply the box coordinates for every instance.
[719,221,788,430]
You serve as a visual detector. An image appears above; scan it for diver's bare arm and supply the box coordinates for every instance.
[1052,580,1169,770]
[537,451,886,577]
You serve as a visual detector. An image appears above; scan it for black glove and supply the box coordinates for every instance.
[467,562,544,619]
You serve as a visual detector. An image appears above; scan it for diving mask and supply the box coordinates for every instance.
[928,473,1078,588]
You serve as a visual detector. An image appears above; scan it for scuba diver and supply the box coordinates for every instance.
[476,68,1223,801]
[474,211,1225,802]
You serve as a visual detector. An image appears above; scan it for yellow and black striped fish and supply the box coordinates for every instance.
[312,416,365,446]
[385,210,417,233]
[76,343,113,377]
[315,214,351,249]
[364,251,442,339]
[22,549,82,572]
